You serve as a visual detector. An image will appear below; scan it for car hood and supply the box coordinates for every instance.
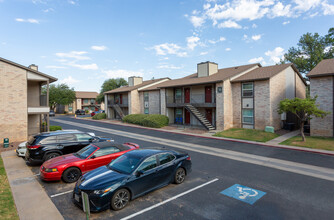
[43,154,82,168]
[79,166,127,190]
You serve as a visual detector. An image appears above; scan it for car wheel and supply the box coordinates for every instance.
[174,167,186,184]
[44,153,60,161]
[111,189,130,211]
[62,167,81,183]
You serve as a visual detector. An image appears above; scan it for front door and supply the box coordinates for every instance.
[184,88,190,103]
[206,109,212,124]
[120,94,123,104]
[205,86,212,103]
[185,109,190,124]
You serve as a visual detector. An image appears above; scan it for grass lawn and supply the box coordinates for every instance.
[0,156,19,220]
[280,136,334,151]
[213,128,279,142]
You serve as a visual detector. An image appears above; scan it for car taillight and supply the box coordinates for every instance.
[27,145,41,149]
[186,156,191,161]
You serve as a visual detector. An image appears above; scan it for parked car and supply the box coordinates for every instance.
[91,110,105,117]
[49,110,55,117]
[75,109,85,115]
[16,141,28,157]
[73,149,192,212]
[40,142,139,183]
[25,130,113,164]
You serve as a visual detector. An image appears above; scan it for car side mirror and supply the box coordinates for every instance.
[90,155,96,159]
[89,138,94,142]
[135,170,143,177]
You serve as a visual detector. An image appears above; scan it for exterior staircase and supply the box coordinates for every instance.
[185,104,215,130]
[112,104,125,119]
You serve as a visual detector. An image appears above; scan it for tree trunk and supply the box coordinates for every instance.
[300,121,306,142]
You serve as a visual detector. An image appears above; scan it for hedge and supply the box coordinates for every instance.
[122,114,169,128]
[92,113,107,120]
[50,125,62,131]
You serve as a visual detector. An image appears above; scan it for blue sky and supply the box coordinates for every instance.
[1,0,334,92]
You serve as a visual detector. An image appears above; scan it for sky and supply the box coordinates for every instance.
[0,0,334,93]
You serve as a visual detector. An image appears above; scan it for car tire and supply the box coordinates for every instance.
[44,153,60,161]
[111,189,130,211]
[62,167,81,183]
[174,167,186,184]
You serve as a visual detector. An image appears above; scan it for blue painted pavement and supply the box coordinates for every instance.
[220,184,266,205]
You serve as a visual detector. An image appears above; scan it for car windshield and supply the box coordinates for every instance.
[75,145,97,159]
[108,154,141,174]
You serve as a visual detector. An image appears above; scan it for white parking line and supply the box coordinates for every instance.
[121,178,219,220]
[50,190,73,198]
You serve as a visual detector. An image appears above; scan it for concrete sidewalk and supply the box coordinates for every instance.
[266,130,300,145]
[1,151,63,220]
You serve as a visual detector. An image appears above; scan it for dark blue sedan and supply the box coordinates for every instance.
[73,149,192,212]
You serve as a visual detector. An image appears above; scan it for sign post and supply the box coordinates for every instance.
[81,191,90,220]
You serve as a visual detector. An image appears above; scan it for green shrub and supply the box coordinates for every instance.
[64,111,67,114]
[92,113,107,120]
[122,114,169,128]
[50,125,62,131]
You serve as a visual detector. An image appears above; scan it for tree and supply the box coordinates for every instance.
[96,78,128,103]
[44,84,76,110]
[282,27,334,77]
[278,97,329,142]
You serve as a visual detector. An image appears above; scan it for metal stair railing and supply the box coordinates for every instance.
[185,97,215,130]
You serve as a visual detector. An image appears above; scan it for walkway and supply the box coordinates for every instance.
[266,130,300,145]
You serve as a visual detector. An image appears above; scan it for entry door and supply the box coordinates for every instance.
[206,109,212,124]
[120,94,123,104]
[184,88,190,103]
[205,86,212,103]
[185,109,190,124]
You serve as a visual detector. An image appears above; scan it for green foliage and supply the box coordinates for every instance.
[282,27,334,76]
[97,78,128,103]
[92,113,107,120]
[45,84,76,110]
[85,110,89,113]
[122,114,169,128]
[50,125,62,131]
[214,128,279,142]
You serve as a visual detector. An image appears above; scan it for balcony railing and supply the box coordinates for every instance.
[108,98,129,107]
[166,94,215,105]
[40,95,47,106]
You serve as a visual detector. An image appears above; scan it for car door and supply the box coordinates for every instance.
[75,133,93,152]
[156,153,176,186]
[85,147,121,171]
[128,155,158,197]
[56,134,79,155]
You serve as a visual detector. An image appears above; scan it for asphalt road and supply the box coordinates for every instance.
[28,116,334,220]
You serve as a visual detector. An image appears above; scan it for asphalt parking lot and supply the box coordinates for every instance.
[22,117,334,220]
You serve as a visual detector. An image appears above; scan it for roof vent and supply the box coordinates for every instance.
[28,64,38,71]
[197,61,218,78]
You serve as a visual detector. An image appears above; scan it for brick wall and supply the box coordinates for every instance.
[216,82,224,130]
[310,76,333,137]
[148,90,160,114]
[129,90,140,114]
[0,61,28,142]
[254,80,271,130]
[232,83,241,128]
[269,71,286,130]
[223,80,233,129]
[296,73,306,99]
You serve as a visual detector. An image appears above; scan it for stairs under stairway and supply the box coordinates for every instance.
[112,104,125,119]
[185,104,215,130]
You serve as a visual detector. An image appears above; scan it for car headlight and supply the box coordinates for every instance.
[45,168,58,172]
[93,183,121,195]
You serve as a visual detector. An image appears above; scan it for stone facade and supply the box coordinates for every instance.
[254,80,271,130]
[310,76,334,137]
[215,82,224,130]
[129,90,140,114]
[223,80,233,130]
[232,83,242,128]
[0,61,28,142]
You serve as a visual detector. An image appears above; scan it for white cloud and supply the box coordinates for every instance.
[55,51,90,60]
[293,0,321,12]
[282,21,290,25]
[208,36,226,44]
[252,23,257,28]
[68,0,76,5]
[251,34,262,41]
[200,51,209,55]
[103,69,144,79]
[60,76,80,84]
[225,48,231,51]
[265,47,285,63]
[187,36,200,50]
[46,65,66,69]
[43,8,54,13]
[248,56,266,65]
[322,1,334,15]
[217,20,242,29]
[67,62,98,70]
[270,2,292,18]
[91,45,107,51]
[15,18,39,24]
[243,34,248,40]
[189,15,205,28]
[157,64,183,69]
[151,43,187,57]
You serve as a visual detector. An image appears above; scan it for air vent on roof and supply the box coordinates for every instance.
[197,61,218,78]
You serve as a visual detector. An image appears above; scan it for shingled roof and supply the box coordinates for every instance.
[75,91,99,99]
[307,58,334,78]
[104,78,169,94]
[155,63,260,88]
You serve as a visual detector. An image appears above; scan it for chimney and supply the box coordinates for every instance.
[128,76,143,86]
[197,61,218,77]
[28,64,38,71]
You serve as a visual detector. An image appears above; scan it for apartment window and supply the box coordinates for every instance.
[242,109,254,124]
[144,108,149,114]
[175,108,183,124]
[175,88,182,103]
[83,99,89,104]
[91,99,95,104]
[144,92,149,101]
[242,83,254,97]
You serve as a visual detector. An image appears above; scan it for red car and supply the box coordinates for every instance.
[40,142,139,183]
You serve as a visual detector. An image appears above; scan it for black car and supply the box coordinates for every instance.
[75,109,86,115]
[25,130,113,164]
[49,110,55,117]
[73,149,192,212]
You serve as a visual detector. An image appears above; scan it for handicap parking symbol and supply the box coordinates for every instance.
[220,184,266,205]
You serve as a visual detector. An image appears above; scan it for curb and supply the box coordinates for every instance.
[72,117,334,157]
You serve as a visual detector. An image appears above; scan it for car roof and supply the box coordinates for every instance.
[125,149,172,158]
[92,142,131,151]
[38,130,87,137]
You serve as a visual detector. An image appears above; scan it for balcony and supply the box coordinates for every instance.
[166,94,216,108]
[28,95,49,114]
[108,99,129,108]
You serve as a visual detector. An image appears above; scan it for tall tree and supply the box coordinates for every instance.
[44,84,76,110]
[96,78,128,103]
[278,97,329,142]
[282,27,334,77]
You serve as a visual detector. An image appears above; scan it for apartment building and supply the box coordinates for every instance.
[62,91,102,113]
[0,57,57,143]
[307,58,334,137]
